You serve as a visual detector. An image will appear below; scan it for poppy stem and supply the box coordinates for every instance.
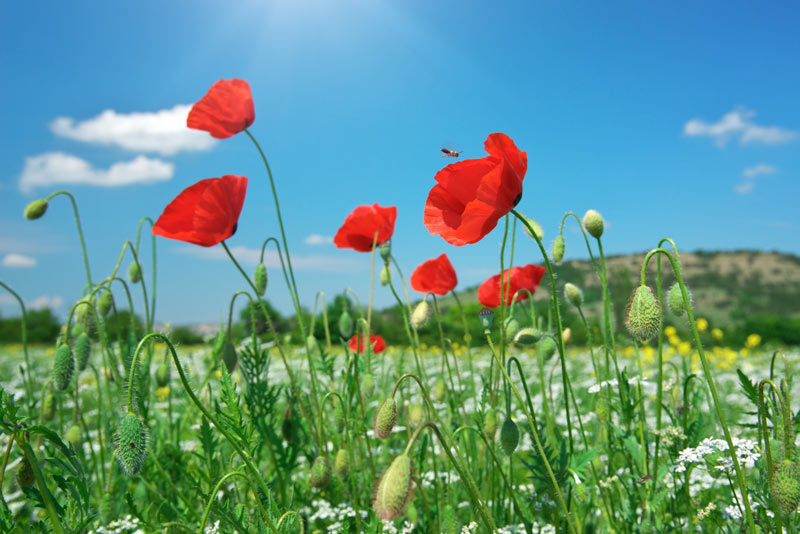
[45,190,93,289]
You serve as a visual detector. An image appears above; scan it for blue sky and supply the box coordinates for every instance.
[1,1,798,324]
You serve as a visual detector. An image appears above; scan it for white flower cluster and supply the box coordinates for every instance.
[588,376,648,394]
[302,498,368,532]
[204,520,221,534]
[90,515,144,534]
[674,437,760,474]
[696,502,716,520]
[381,519,415,534]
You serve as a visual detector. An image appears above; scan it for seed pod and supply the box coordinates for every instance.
[338,310,354,339]
[97,291,113,316]
[564,283,583,308]
[626,285,662,342]
[155,360,170,388]
[221,341,237,373]
[500,418,520,456]
[538,337,557,361]
[53,344,75,391]
[583,209,605,239]
[40,392,56,422]
[373,454,413,520]
[309,456,332,489]
[478,307,494,330]
[24,199,48,220]
[442,505,459,534]
[513,327,542,347]
[379,243,392,261]
[379,266,391,287]
[432,378,446,403]
[552,234,566,264]
[667,282,691,317]
[410,300,430,330]
[334,448,349,479]
[115,412,149,476]
[361,373,375,398]
[254,262,267,296]
[74,331,91,371]
[407,404,424,427]
[374,398,398,439]
[66,424,82,451]
[772,460,800,516]
[483,409,498,439]
[127,262,141,284]
[504,316,520,341]
[15,456,35,488]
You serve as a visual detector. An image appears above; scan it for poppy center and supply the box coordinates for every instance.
[513,193,522,207]
[231,222,238,236]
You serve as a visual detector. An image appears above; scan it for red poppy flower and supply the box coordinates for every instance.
[187,79,255,139]
[410,254,458,296]
[477,264,546,308]
[424,133,527,246]
[348,333,386,354]
[334,203,397,252]
[152,175,248,247]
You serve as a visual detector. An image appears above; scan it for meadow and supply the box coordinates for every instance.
[1,79,797,534]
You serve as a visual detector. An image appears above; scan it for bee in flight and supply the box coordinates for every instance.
[440,148,461,158]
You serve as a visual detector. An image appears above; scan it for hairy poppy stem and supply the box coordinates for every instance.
[44,191,93,288]
[0,282,34,411]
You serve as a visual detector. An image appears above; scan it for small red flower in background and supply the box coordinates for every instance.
[187,79,255,139]
[334,203,397,252]
[153,175,248,247]
[477,264,546,308]
[348,333,386,354]
[424,133,527,246]
[410,254,458,296]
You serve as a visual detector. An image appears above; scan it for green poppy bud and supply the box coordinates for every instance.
[373,454,413,520]
[221,341,237,373]
[410,300,430,330]
[115,412,149,476]
[432,378,446,403]
[334,448,349,479]
[338,310,354,339]
[564,283,583,308]
[552,234,566,264]
[333,401,345,433]
[254,262,267,297]
[772,460,800,516]
[595,395,609,424]
[583,209,605,239]
[374,398,397,439]
[309,457,332,489]
[24,199,48,220]
[155,361,170,388]
[97,291,113,316]
[66,424,82,451]
[483,408,498,439]
[75,331,91,371]
[504,316,520,340]
[16,456,35,488]
[407,404,424,427]
[538,336,557,361]
[626,285,662,342]
[667,282,691,317]
[361,373,375,398]
[500,418,520,456]
[128,262,142,284]
[41,392,56,422]
[513,327,542,347]
[53,343,75,391]
[520,215,543,241]
[379,265,391,287]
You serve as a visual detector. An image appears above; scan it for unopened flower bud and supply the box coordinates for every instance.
[115,412,148,476]
[538,336,557,360]
[41,392,55,422]
[254,263,267,297]
[338,310,354,339]
[583,209,605,238]
[361,373,376,398]
[667,282,691,317]
[513,327,542,347]
[504,316,520,340]
[66,424,82,451]
[310,456,332,489]
[24,199,48,220]
[74,331,91,371]
[128,262,142,284]
[562,327,572,345]
[97,291,113,316]
[552,234,566,264]
[374,454,413,520]
[483,409,498,439]
[334,449,349,479]
[520,215,543,241]
[626,285,662,342]
[564,283,583,307]
[221,341,237,373]
[500,418,520,456]
[432,378,446,403]
[15,456,35,488]
[380,266,391,287]
[53,343,75,391]
[772,460,800,516]
[155,361,170,388]
[374,398,398,439]
[410,300,430,329]
[407,404,424,427]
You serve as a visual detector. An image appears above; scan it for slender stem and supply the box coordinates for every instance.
[199,470,251,533]
[45,191,92,288]
[0,282,34,411]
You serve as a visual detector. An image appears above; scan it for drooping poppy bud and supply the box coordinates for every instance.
[504,316,520,340]
[97,291,113,316]
[221,342,237,373]
[500,418,520,456]
[667,282,690,317]
[520,215,543,241]
[626,285,662,342]
[53,344,75,391]
[16,456,35,488]
[772,460,800,516]
[309,456,332,489]
[24,199,49,220]
[552,234,566,264]
[513,327,542,347]
[66,424,82,451]
[410,300,430,330]
[155,361,170,388]
[407,404,424,427]
[254,263,267,297]
[361,373,376,397]
[483,409,498,439]
[374,398,398,439]
[379,243,392,261]
[338,310,354,339]
[74,331,91,371]
[334,448,349,479]
[538,336,557,361]
[379,265,391,287]
[128,262,142,284]
[564,283,583,308]
[115,412,149,476]
[374,454,413,520]
[40,392,55,422]
[432,378,446,403]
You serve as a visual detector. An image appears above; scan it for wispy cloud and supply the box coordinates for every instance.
[742,163,776,178]
[175,245,362,273]
[50,105,216,156]
[0,294,63,311]
[683,108,797,147]
[304,234,333,246]
[2,253,37,268]
[19,152,173,193]
[733,181,756,195]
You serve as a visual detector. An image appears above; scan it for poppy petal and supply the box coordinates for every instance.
[334,203,397,252]
[477,264,546,308]
[411,254,458,295]
[187,79,255,139]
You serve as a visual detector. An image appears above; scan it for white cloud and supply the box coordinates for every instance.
[733,181,755,194]
[29,295,64,310]
[742,163,776,178]
[50,105,216,156]
[683,108,797,147]
[304,234,333,246]
[19,152,173,193]
[2,253,37,268]
[175,245,362,273]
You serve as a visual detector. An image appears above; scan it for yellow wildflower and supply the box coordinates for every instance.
[678,341,692,355]
[668,335,681,347]
[155,386,170,402]
[664,326,677,337]
[696,318,708,332]
[711,328,723,341]
[745,333,762,349]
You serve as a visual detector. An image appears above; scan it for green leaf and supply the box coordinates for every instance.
[737,368,759,406]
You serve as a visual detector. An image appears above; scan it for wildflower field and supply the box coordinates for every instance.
[1,79,798,534]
